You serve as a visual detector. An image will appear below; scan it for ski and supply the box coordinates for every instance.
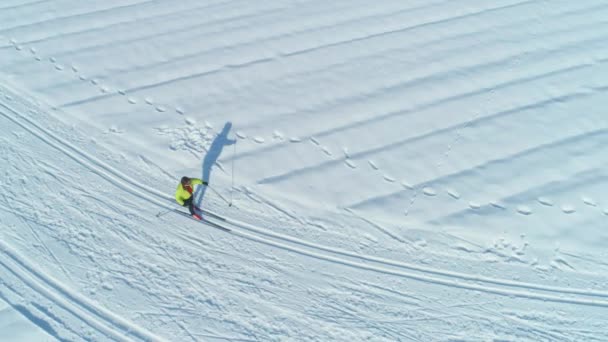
[196,208,227,222]
[171,209,231,232]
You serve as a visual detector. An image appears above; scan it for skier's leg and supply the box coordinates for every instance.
[184,197,195,215]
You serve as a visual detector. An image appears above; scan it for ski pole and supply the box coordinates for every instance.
[156,208,173,217]
[207,184,233,207]
[230,139,236,206]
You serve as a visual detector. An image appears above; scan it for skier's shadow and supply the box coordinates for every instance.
[195,121,236,206]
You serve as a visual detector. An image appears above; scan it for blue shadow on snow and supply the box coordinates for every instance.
[194,121,236,206]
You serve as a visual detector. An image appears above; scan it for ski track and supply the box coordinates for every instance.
[2,85,608,312]
[1,1,608,339]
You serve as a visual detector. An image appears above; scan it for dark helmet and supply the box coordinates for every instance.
[181,176,191,185]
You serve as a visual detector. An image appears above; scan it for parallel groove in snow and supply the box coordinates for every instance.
[2,87,608,309]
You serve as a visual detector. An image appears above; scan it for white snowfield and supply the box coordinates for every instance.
[1,0,608,341]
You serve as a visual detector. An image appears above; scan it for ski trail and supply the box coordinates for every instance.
[3,84,608,309]
[0,240,166,342]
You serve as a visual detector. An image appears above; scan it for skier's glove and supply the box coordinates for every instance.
[202,181,208,186]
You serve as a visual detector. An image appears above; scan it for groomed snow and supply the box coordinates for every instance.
[1,1,608,341]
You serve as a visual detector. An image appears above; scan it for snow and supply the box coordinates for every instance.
[1,0,608,340]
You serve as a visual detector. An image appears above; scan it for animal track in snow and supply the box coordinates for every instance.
[253,136,265,144]
[54,64,64,71]
[368,160,379,170]
[537,197,553,206]
[447,189,460,199]
[582,197,596,207]
[309,137,320,146]
[517,206,532,215]
[383,175,396,183]
[469,202,481,210]
[236,131,247,139]
[175,107,185,115]
[422,187,437,196]
[344,159,357,169]
[145,97,154,105]
[342,147,350,158]
[273,130,284,141]
[561,205,576,214]
[401,181,414,190]
[289,137,301,143]
[155,106,167,113]
[490,201,506,209]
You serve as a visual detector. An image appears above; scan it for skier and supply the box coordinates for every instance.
[175,176,208,219]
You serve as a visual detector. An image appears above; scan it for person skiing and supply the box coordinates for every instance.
[175,176,208,219]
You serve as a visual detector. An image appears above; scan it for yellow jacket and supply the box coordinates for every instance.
[175,178,203,205]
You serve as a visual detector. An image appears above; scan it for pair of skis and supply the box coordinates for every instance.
[170,207,232,232]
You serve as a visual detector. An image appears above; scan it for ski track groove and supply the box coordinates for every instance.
[222,31,608,164]
[257,82,608,187]
[45,0,570,106]
[0,0,164,34]
[0,0,242,48]
[2,86,608,309]
[348,127,608,213]
[0,240,165,342]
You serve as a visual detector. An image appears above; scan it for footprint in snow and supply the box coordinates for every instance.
[55,64,64,71]
[309,137,320,146]
[71,65,79,72]
[175,107,185,115]
[49,57,56,63]
[401,181,414,190]
[561,205,576,214]
[490,201,506,209]
[423,187,437,196]
[345,159,357,169]
[469,202,481,210]
[517,206,532,215]
[79,74,87,81]
[582,197,597,207]
[603,209,608,216]
[155,106,167,112]
[383,175,396,183]
[273,130,284,141]
[368,160,379,170]
[236,131,247,139]
[253,136,265,144]
[447,189,460,199]
[537,197,553,206]
[128,97,137,104]
[321,146,332,156]
[100,86,110,93]
[29,47,36,54]
[289,137,301,143]
[91,79,99,85]
[145,97,154,105]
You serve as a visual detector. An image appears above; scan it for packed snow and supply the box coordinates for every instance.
[1,0,608,341]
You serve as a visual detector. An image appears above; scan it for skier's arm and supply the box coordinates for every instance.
[190,178,208,186]
[175,186,185,205]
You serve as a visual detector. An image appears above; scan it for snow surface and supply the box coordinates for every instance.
[1,0,608,341]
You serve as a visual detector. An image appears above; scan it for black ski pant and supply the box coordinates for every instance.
[183,197,196,216]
